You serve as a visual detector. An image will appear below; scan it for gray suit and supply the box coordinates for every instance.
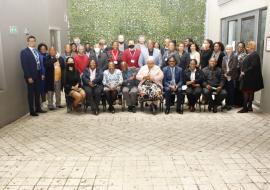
[138,48,162,67]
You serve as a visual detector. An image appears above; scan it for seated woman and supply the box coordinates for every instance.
[82,60,103,115]
[184,59,204,112]
[136,56,164,114]
[162,55,184,114]
[102,62,123,113]
[121,62,139,113]
[64,57,86,110]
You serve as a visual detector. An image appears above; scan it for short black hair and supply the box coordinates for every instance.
[190,59,198,65]
[237,41,246,48]
[27,35,36,42]
[167,54,177,63]
[37,43,48,51]
[66,56,74,64]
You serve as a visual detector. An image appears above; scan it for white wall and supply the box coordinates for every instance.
[0,0,69,127]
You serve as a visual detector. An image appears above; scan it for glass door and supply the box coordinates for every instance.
[221,8,267,106]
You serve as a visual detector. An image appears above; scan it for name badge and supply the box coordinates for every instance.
[131,59,135,63]
[114,61,118,64]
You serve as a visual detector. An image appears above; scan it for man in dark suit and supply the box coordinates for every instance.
[90,44,109,71]
[162,54,184,114]
[20,36,46,116]
[202,58,227,113]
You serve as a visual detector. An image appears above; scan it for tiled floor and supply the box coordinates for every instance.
[1,106,270,190]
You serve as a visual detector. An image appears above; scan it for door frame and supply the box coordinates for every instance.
[49,26,62,53]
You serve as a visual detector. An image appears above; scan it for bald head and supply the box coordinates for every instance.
[49,47,57,57]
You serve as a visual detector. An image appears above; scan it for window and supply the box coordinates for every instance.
[227,20,237,46]
[241,16,255,43]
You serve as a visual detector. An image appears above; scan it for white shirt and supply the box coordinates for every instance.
[190,69,196,81]
[90,68,96,82]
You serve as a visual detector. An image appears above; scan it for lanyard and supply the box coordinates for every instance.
[112,50,119,61]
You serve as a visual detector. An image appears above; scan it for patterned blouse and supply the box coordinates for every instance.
[102,69,123,87]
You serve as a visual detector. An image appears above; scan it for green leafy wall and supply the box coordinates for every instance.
[68,0,206,44]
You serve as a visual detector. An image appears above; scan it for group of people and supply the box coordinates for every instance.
[20,34,264,116]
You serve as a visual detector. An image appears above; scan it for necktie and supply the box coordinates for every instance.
[171,67,175,85]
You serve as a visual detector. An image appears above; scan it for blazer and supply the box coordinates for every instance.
[89,50,109,71]
[44,57,65,92]
[82,67,103,87]
[138,48,162,67]
[221,54,238,80]
[240,51,264,91]
[202,66,225,88]
[162,66,183,91]
[175,51,190,70]
[20,47,45,80]
[216,51,225,68]
[184,69,204,86]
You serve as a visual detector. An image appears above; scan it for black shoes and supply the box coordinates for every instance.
[108,106,115,114]
[30,112,39,116]
[165,108,170,115]
[57,105,65,109]
[128,106,137,113]
[222,105,232,111]
[238,108,248,113]
[36,109,47,113]
[213,106,217,113]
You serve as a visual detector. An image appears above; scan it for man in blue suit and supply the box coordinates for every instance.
[20,36,46,116]
[138,40,162,67]
[163,54,184,114]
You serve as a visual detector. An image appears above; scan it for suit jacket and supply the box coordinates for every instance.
[82,67,103,87]
[89,50,109,71]
[240,51,264,91]
[138,48,162,67]
[162,66,183,91]
[175,51,190,70]
[44,57,65,92]
[221,54,238,80]
[202,66,225,88]
[184,69,204,86]
[216,51,225,68]
[20,47,45,80]
[161,50,178,68]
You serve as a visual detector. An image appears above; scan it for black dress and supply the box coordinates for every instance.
[64,66,81,95]
[240,51,264,92]
[200,49,213,69]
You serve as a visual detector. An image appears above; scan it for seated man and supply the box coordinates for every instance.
[121,62,139,113]
[136,56,164,115]
[184,59,204,112]
[102,62,123,113]
[82,60,103,115]
[162,55,184,114]
[202,58,227,113]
